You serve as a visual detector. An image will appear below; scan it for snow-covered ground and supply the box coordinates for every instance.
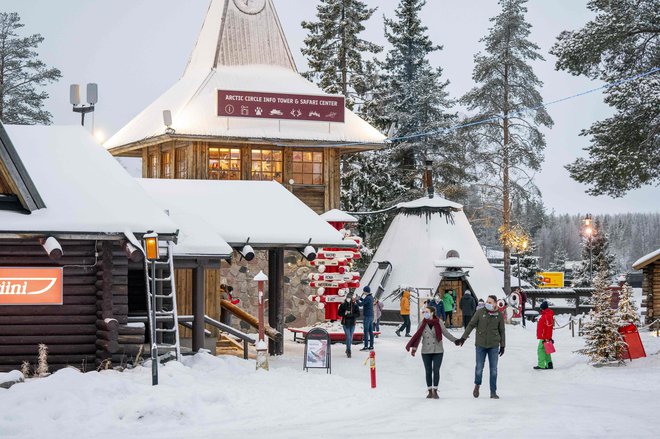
[1,320,659,439]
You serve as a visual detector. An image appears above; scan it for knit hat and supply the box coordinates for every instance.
[363,286,371,294]
[540,301,549,310]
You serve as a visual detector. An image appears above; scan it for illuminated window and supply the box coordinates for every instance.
[161,151,172,178]
[251,149,283,182]
[175,148,188,179]
[292,150,323,185]
[209,148,241,180]
[148,154,158,178]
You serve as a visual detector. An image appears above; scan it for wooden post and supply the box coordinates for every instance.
[268,248,284,355]
[254,271,269,370]
[192,262,205,352]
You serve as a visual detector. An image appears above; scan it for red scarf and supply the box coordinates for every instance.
[405,318,442,351]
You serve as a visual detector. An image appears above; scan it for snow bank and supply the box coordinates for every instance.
[0,370,23,389]
[1,323,659,438]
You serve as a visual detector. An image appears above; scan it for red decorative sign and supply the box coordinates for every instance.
[0,267,63,305]
[217,90,345,123]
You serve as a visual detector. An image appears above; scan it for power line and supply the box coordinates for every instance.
[311,66,660,149]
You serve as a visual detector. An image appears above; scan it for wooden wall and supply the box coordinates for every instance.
[0,239,143,372]
[139,141,342,213]
[643,262,659,323]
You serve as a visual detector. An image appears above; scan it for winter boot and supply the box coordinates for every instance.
[533,366,547,370]
[360,346,369,351]
[432,388,439,399]
[395,329,401,337]
[473,385,480,398]
[426,388,434,399]
[490,392,500,399]
[547,362,553,369]
[405,333,412,337]
[347,351,351,358]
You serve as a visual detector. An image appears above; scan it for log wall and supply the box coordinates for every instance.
[0,239,144,372]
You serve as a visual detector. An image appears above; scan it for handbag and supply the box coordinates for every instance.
[543,340,556,354]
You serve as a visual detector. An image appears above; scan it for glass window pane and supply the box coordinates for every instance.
[262,150,272,161]
[293,163,303,173]
[292,173,302,183]
[313,152,323,163]
[303,163,314,174]
[313,163,322,174]
[312,174,323,185]
[293,151,302,162]
[251,149,261,160]
[303,174,313,185]
[303,152,313,162]
[273,151,283,161]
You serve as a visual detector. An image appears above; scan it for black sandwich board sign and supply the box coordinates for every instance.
[303,328,332,374]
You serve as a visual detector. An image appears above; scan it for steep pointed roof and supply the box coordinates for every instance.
[184,0,296,75]
[105,0,385,152]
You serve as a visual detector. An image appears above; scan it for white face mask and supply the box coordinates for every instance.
[423,312,431,319]
[485,302,495,311]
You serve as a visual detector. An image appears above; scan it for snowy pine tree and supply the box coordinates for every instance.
[515,242,541,288]
[552,0,660,197]
[617,283,640,327]
[548,247,568,272]
[578,270,625,365]
[301,0,382,109]
[461,0,553,294]
[0,12,61,124]
[372,0,460,193]
[572,219,616,287]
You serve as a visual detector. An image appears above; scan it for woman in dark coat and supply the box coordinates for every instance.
[338,293,360,358]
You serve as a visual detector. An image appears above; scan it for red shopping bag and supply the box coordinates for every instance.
[543,341,556,354]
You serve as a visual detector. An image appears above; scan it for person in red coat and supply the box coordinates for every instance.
[535,301,555,370]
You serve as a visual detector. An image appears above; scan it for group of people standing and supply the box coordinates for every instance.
[338,286,383,358]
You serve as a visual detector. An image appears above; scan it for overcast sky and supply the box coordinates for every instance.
[3,0,659,215]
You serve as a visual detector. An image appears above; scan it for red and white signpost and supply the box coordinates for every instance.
[254,271,269,371]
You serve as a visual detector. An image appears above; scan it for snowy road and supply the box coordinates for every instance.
[1,320,659,438]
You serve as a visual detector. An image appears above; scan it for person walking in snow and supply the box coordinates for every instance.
[477,298,485,310]
[443,290,455,328]
[395,290,412,337]
[535,301,555,370]
[338,293,360,358]
[406,305,458,399]
[374,298,384,336]
[460,290,477,329]
[456,295,506,399]
[357,286,375,351]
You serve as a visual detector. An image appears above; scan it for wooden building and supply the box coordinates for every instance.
[0,124,177,372]
[632,248,660,325]
[104,0,385,214]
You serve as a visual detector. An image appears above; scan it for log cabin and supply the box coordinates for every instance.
[103,0,385,214]
[632,248,660,326]
[0,123,177,372]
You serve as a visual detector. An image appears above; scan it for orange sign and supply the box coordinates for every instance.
[537,271,564,289]
[0,267,63,305]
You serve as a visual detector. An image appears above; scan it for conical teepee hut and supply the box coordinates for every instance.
[360,194,502,326]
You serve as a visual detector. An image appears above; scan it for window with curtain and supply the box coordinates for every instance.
[251,149,283,182]
[208,147,241,180]
[292,150,323,185]
[161,151,172,178]
[148,154,158,178]
[175,148,188,179]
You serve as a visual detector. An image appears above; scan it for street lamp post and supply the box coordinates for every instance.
[583,214,594,283]
[143,232,160,386]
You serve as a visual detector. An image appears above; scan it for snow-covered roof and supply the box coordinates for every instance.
[105,66,385,150]
[361,201,501,309]
[434,257,475,269]
[320,209,358,223]
[137,179,353,248]
[0,125,178,236]
[105,0,385,151]
[395,195,463,211]
[167,212,232,258]
[632,248,660,270]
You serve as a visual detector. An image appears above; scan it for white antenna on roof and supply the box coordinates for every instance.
[163,110,175,134]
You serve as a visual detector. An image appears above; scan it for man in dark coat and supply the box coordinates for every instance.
[338,293,360,358]
[357,286,374,351]
[460,291,477,329]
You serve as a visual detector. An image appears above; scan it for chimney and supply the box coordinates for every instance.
[424,160,434,199]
